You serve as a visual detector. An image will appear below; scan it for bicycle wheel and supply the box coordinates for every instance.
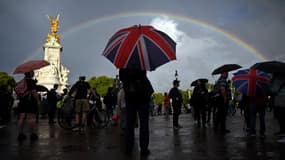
[57,107,74,130]
[86,106,106,128]
[87,106,100,128]
[57,96,75,130]
[98,109,111,127]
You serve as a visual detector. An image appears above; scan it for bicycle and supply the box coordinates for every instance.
[57,97,109,130]
[86,102,110,129]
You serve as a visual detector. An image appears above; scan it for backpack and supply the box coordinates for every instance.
[14,79,29,98]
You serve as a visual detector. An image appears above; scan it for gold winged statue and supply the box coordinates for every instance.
[46,14,61,44]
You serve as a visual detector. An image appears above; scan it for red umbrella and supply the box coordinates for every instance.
[102,25,176,71]
[13,60,50,74]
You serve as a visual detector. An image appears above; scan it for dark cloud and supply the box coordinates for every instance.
[1,0,285,91]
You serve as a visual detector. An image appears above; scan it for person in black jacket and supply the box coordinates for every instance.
[169,80,183,130]
[214,85,230,134]
[119,68,154,157]
[191,80,208,128]
[47,84,58,124]
[103,87,116,118]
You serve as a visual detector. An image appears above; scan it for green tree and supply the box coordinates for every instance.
[88,76,114,96]
[181,90,190,106]
[0,72,16,93]
[153,92,163,105]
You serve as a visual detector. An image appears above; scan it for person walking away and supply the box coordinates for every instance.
[47,84,59,124]
[163,92,171,118]
[16,71,40,141]
[169,80,183,130]
[207,91,216,124]
[156,103,162,115]
[214,86,229,134]
[103,87,116,119]
[248,96,268,138]
[191,80,208,128]
[213,72,232,133]
[70,76,91,130]
[270,74,285,137]
[119,68,154,157]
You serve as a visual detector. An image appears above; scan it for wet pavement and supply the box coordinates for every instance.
[1,112,285,160]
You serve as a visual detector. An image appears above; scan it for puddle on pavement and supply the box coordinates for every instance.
[181,149,192,153]
[62,144,97,152]
[61,144,119,153]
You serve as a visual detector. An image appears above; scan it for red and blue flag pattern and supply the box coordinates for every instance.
[232,69,271,97]
[102,25,176,71]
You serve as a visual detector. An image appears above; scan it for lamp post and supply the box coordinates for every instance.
[113,74,120,89]
[175,70,178,80]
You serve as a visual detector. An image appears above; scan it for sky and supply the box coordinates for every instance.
[1,0,285,92]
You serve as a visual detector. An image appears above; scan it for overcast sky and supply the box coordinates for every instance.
[1,0,285,92]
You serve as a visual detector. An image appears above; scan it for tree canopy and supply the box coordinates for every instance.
[153,92,163,105]
[0,72,16,93]
[88,76,114,96]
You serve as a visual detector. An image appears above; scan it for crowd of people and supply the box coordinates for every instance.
[188,72,269,137]
[0,68,285,157]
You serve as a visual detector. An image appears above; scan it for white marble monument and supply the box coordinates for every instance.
[35,15,69,92]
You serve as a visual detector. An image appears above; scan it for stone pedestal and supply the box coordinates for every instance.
[35,40,69,92]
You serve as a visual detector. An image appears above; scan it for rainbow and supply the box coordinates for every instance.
[28,11,268,61]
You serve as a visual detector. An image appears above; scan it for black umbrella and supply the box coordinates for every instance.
[212,64,242,75]
[191,78,208,87]
[250,60,285,74]
[35,85,49,92]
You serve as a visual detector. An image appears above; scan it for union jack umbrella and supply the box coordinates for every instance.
[232,69,271,97]
[102,25,176,71]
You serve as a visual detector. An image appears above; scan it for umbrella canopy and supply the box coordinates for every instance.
[250,60,285,74]
[212,64,242,75]
[191,78,208,87]
[232,69,271,97]
[35,85,49,92]
[13,60,50,74]
[102,25,176,71]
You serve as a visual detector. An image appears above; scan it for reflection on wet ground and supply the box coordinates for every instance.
[0,113,284,160]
